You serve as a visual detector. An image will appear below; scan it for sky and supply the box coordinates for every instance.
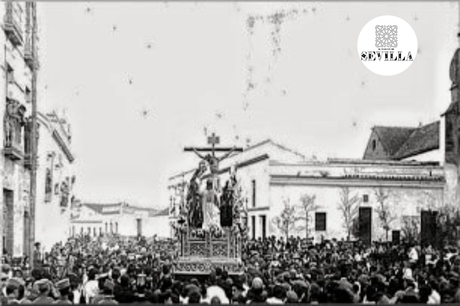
[37,1,459,209]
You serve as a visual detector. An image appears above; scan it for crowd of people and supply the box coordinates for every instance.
[2,234,460,304]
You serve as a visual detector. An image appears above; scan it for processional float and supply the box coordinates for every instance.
[172,134,248,276]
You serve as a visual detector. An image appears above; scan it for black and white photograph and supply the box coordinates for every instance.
[1,0,460,304]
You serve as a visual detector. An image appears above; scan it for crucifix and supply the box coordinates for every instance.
[184,133,243,189]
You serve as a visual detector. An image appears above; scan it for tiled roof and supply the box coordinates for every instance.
[83,203,121,214]
[153,207,169,216]
[373,126,416,156]
[83,203,161,216]
[393,121,440,160]
[371,121,440,161]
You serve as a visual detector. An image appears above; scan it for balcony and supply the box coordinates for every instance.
[4,145,23,161]
[4,3,24,47]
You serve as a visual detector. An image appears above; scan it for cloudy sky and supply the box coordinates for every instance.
[37,1,458,208]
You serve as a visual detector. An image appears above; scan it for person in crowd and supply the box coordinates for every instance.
[97,280,117,304]
[32,279,54,304]
[54,278,72,305]
[3,233,460,304]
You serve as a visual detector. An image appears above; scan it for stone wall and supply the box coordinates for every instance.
[1,2,6,260]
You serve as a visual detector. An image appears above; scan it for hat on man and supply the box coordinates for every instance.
[35,279,50,292]
[1,272,8,281]
[6,278,21,289]
[1,264,11,273]
[55,278,70,291]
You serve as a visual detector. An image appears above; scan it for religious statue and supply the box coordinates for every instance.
[184,133,243,230]
[4,99,26,148]
[191,147,238,192]
[186,160,207,228]
[220,180,234,227]
[202,179,221,231]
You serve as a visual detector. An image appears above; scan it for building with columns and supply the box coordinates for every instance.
[1,2,39,259]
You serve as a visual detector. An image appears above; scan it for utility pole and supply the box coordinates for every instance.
[29,2,38,268]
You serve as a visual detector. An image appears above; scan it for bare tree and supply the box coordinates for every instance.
[297,193,318,240]
[402,216,420,244]
[337,187,361,240]
[272,197,302,240]
[374,187,397,241]
[437,203,460,248]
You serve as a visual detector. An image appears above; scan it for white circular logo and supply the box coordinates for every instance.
[357,15,418,76]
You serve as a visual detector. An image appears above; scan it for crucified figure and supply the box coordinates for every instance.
[191,147,237,193]
[191,147,237,176]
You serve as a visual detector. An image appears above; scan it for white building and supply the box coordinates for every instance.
[71,202,170,238]
[34,112,76,251]
[169,139,446,243]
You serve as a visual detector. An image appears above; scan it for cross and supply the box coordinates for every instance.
[185,133,242,155]
[207,133,220,156]
[184,134,243,172]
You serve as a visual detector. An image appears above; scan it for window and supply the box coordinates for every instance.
[136,219,142,236]
[6,64,14,84]
[372,139,377,151]
[105,223,108,233]
[93,227,96,236]
[110,222,113,233]
[87,227,90,234]
[392,230,400,244]
[99,227,102,236]
[251,216,256,239]
[260,215,266,240]
[80,227,83,235]
[115,222,118,234]
[25,87,31,104]
[315,212,326,231]
[363,194,369,203]
[252,180,256,208]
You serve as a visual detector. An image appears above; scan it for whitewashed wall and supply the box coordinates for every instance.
[35,115,74,251]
